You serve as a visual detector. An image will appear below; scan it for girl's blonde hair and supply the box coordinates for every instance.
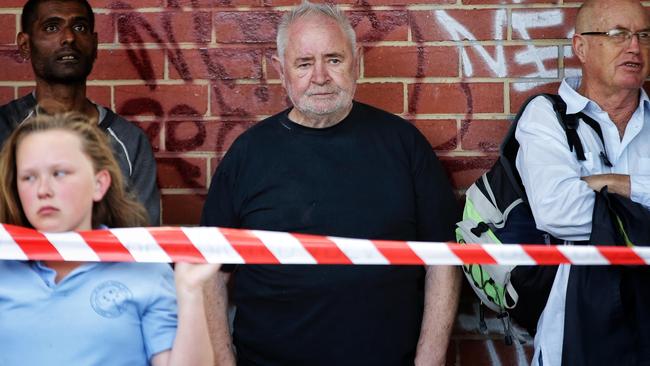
[0,112,148,229]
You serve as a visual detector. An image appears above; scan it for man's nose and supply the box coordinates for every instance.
[627,33,641,53]
[311,61,330,85]
[60,25,75,45]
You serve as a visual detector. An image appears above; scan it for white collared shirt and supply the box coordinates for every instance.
[516,77,650,242]
[515,77,650,365]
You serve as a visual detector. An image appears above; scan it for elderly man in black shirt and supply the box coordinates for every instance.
[201,2,461,365]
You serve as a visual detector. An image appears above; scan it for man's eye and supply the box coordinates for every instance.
[638,32,650,39]
[44,24,58,32]
[297,63,311,69]
[53,170,67,178]
[608,29,628,38]
[73,24,87,32]
[329,59,342,64]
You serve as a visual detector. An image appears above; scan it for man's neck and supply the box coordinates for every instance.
[579,81,640,138]
[34,82,98,119]
[288,103,353,129]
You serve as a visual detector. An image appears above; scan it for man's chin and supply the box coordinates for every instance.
[39,66,93,85]
[300,100,351,116]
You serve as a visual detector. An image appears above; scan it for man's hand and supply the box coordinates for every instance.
[581,174,631,197]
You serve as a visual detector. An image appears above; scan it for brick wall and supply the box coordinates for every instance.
[0,0,590,364]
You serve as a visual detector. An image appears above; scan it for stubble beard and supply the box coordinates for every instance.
[31,47,95,85]
[290,84,355,117]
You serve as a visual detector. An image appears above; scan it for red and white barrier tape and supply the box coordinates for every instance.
[0,224,648,265]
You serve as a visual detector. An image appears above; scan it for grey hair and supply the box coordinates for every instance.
[276,1,357,63]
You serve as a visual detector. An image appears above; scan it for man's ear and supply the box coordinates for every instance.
[573,34,588,64]
[271,54,285,84]
[92,169,111,202]
[17,32,30,60]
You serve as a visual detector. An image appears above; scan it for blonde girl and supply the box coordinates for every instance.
[0,112,218,366]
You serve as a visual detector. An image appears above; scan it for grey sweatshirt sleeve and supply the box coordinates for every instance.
[103,111,161,226]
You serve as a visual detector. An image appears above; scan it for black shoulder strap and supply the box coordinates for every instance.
[499,93,613,200]
[541,94,586,161]
[541,94,609,164]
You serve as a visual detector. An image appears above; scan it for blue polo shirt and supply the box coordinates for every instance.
[0,261,177,365]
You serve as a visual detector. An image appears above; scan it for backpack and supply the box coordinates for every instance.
[455,93,611,343]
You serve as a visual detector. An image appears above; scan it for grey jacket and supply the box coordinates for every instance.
[0,93,160,225]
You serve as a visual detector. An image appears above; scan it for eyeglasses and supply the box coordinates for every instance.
[580,28,650,46]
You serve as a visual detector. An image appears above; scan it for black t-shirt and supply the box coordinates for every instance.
[201,102,458,366]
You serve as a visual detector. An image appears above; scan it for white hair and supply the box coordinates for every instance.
[276,1,357,63]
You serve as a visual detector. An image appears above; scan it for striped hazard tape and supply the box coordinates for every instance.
[0,224,648,265]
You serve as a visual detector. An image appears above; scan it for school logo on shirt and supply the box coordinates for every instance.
[91,281,133,318]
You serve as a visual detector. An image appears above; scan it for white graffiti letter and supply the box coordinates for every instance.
[435,9,508,78]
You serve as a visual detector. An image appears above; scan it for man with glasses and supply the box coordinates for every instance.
[515,0,650,364]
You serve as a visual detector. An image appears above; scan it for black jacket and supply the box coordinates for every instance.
[563,188,650,366]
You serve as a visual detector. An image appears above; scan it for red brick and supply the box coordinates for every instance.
[412,119,457,151]
[96,0,164,9]
[364,46,458,78]
[362,0,453,5]
[165,120,255,153]
[157,157,208,189]
[464,0,558,4]
[168,47,262,80]
[412,119,458,151]
[167,0,259,6]
[460,119,510,152]
[355,83,404,114]
[95,13,116,44]
[0,49,33,82]
[211,82,289,117]
[0,87,15,105]
[411,10,507,42]
[440,156,497,190]
[509,81,561,113]
[458,340,533,366]
[215,11,281,43]
[161,194,206,225]
[463,45,558,78]
[262,0,354,5]
[87,86,112,108]
[116,84,209,116]
[511,8,577,40]
[0,0,29,6]
[348,11,409,42]
[408,83,504,114]
[91,49,164,81]
[0,15,16,45]
[17,87,35,97]
[116,11,211,44]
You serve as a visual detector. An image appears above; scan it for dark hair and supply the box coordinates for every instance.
[0,112,149,229]
[21,0,95,34]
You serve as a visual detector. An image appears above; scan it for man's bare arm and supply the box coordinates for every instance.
[582,174,631,198]
[414,265,461,366]
[204,271,237,366]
